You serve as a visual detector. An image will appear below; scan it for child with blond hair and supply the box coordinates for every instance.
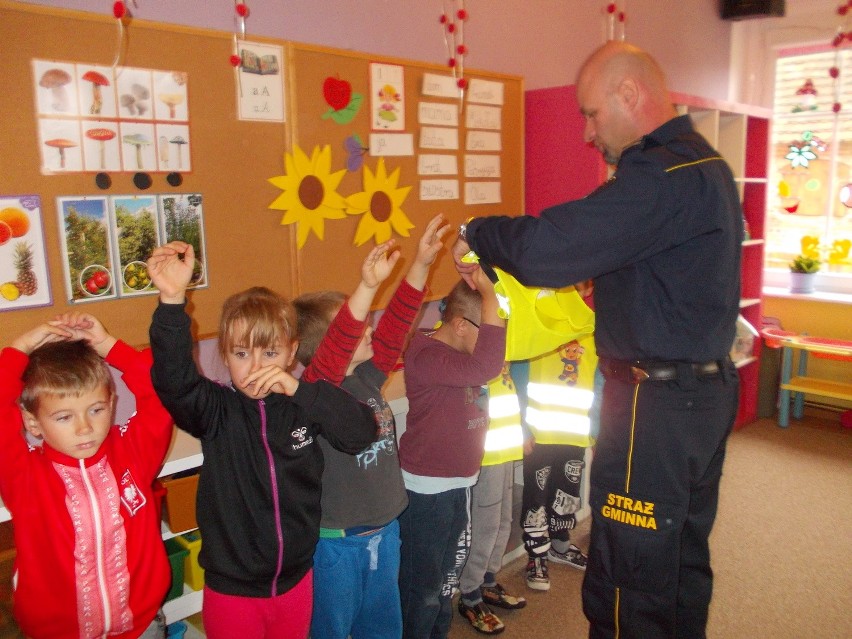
[0,312,174,639]
[147,241,377,639]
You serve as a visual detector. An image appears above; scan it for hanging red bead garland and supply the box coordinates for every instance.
[111,1,130,67]
[828,1,852,113]
[440,0,468,105]
[231,1,250,68]
[604,3,627,42]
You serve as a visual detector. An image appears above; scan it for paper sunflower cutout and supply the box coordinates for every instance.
[268,145,347,248]
[345,157,414,246]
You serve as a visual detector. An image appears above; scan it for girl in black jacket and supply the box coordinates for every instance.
[147,241,377,639]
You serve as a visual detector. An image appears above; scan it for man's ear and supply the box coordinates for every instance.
[618,77,639,111]
[20,408,43,439]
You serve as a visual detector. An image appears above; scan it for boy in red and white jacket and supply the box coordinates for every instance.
[0,312,175,639]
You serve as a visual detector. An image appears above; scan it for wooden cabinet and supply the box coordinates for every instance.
[525,87,771,428]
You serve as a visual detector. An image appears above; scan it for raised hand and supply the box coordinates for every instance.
[407,214,450,290]
[361,240,401,290]
[147,241,195,303]
[49,312,116,357]
[10,322,73,355]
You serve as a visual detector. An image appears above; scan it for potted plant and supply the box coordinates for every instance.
[789,254,820,293]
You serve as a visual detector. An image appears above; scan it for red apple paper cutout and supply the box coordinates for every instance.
[323,76,352,111]
[321,75,363,125]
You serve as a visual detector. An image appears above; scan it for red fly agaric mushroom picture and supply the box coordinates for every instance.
[79,67,114,116]
[84,126,119,171]
[38,118,82,172]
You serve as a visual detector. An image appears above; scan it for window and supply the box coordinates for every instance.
[765,48,852,294]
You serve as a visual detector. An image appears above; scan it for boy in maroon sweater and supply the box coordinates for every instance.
[397,268,506,639]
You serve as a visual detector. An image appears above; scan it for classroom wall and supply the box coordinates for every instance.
[18,0,733,98]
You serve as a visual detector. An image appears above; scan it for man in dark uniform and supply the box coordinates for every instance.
[452,41,741,639]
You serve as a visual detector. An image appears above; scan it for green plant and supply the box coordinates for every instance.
[789,254,821,274]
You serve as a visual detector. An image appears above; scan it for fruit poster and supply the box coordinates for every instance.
[0,196,52,312]
[236,41,285,122]
[159,194,208,290]
[56,196,118,303]
[111,195,160,297]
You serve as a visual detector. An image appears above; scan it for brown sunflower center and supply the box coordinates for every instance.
[298,175,324,210]
[370,190,392,222]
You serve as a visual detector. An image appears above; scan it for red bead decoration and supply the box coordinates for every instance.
[607,3,616,13]
[113,1,125,19]
[448,23,456,33]
[448,58,457,68]
[457,44,467,55]
[833,102,842,113]
[457,78,468,89]
[439,14,447,24]
[229,54,241,67]
[457,9,468,20]
[618,11,625,22]
[830,66,840,78]
[235,3,249,17]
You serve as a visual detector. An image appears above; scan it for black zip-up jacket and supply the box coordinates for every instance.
[150,302,377,597]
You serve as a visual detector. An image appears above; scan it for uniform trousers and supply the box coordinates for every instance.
[582,363,738,639]
[521,442,586,558]
[459,461,516,600]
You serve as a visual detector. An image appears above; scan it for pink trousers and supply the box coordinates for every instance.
[201,569,313,639]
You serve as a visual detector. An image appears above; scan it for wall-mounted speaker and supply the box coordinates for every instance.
[720,0,785,21]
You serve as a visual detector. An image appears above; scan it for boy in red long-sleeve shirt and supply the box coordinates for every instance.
[0,313,174,639]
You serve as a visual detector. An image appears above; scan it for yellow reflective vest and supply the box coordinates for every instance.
[525,332,598,448]
[482,363,524,466]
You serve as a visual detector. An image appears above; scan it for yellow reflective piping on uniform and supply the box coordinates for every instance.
[527,382,595,409]
[488,393,521,418]
[664,156,725,172]
[615,588,622,638]
[526,406,591,435]
[625,384,641,494]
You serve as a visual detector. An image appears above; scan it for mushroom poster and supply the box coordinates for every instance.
[0,195,52,312]
[33,60,191,174]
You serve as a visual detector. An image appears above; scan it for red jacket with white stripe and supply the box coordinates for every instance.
[0,341,174,639]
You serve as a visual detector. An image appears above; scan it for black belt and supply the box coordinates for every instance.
[601,359,722,384]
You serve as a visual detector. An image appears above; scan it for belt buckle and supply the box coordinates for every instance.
[629,365,650,384]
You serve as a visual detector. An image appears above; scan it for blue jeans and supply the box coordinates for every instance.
[399,488,470,639]
[311,520,402,639]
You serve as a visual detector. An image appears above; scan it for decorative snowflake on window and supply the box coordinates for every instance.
[785,144,817,168]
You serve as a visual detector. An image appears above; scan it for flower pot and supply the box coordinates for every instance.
[789,272,816,294]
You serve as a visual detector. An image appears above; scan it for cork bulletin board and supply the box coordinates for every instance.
[0,1,523,347]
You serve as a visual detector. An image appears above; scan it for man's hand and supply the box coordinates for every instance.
[452,236,478,289]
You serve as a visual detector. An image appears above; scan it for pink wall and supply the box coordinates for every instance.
[16,0,733,98]
[525,85,606,217]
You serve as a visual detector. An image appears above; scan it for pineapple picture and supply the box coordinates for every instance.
[14,241,37,296]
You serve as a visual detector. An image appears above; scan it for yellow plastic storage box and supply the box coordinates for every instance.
[175,530,204,591]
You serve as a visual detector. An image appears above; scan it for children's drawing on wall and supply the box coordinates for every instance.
[370,63,405,131]
[268,144,347,248]
[111,195,160,297]
[237,41,285,122]
[346,157,413,246]
[56,196,118,303]
[0,195,52,312]
[32,60,191,173]
[159,194,209,289]
[321,74,362,125]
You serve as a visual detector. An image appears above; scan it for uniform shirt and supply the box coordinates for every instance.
[467,115,743,363]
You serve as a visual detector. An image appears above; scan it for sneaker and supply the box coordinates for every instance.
[548,544,588,571]
[481,583,527,610]
[458,600,505,635]
[525,557,550,591]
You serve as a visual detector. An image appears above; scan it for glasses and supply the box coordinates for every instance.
[463,317,480,329]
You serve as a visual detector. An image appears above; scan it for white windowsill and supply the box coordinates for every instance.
[763,286,852,305]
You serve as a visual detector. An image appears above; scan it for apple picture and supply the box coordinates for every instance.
[92,269,110,289]
[323,75,352,111]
